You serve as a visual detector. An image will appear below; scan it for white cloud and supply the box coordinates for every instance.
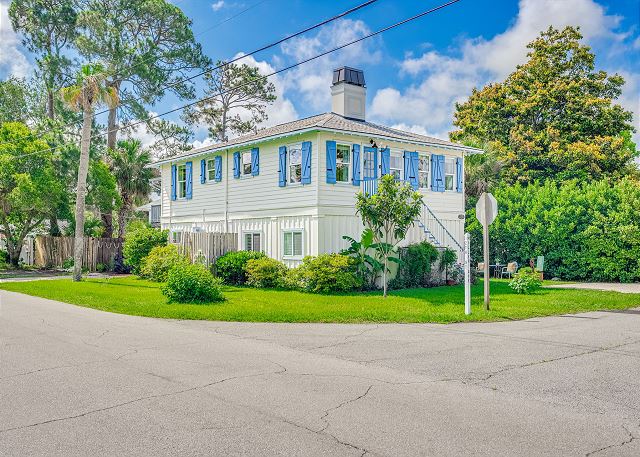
[370,0,639,143]
[0,1,31,78]
[211,1,225,12]
[279,19,382,112]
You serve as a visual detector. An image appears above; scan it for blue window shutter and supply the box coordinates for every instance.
[410,152,419,189]
[403,151,411,181]
[380,147,390,176]
[301,141,312,185]
[251,147,259,176]
[278,146,287,187]
[435,154,445,192]
[200,159,206,184]
[170,164,177,201]
[326,140,336,184]
[185,161,193,199]
[456,157,463,192]
[233,152,240,179]
[352,144,361,186]
[215,156,222,182]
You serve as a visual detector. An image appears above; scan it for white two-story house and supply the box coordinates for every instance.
[153,67,482,265]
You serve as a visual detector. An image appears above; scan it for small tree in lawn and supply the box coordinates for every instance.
[355,174,423,297]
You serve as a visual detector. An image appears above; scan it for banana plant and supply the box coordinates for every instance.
[341,228,383,288]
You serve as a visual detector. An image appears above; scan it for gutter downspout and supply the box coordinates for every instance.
[224,150,229,233]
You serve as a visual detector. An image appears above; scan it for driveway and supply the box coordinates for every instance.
[1,290,639,456]
[545,282,640,294]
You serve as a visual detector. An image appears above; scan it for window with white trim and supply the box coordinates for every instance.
[336,143,350,183]
[177,164,187,198]
[418,155,429,189]
[244,232,261,252]
[288,143,302,184]
[283,230,303,258]
[242,151,252,175]
[445,158,455,191]
[207,159,216,182]
[389,153,402,180]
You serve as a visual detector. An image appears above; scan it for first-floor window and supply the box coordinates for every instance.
[390,153,402,180]
[177,164,187,198]
[244,232,261,252]
[336,143,350,182]
[283,230,303,257]
[242,151,252,175]
[418,155,429,189]
[288,144,302,184]
[207,159,216,182]
[445,158,455,191]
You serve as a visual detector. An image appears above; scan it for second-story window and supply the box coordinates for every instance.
[207,159,216,182]
[336,144,350,182]
[445,158,455,191]
[288,144,302,184]
[177,164,187,198]
[242,151,252,175]
[418,156,429,189]
[390,153,402,180]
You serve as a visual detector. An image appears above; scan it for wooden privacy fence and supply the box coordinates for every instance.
[175,232,237,265]
[34,236,123,271]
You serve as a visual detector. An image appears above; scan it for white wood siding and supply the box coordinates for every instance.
[159,129,467,263]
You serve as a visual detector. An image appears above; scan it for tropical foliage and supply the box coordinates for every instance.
[356,174,423,296]
[466,179,640,282]
[122,225,168,274]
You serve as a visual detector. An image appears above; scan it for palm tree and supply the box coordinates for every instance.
[61,63,118,281]
[109,139,153,238]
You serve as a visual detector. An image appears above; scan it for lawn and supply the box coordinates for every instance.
[1,276,639,323]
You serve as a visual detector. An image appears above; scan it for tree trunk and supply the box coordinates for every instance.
[6,240,21,268]
[382,257,388,297]
[73,107,93,281]
[117,200,128,239]
[47,89,55,120]
[101,100,119,238]
[49,214,61,236]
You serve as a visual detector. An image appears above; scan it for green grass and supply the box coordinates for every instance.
[1,276,639,323]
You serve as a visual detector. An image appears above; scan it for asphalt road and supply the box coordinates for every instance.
[1,290,639,456]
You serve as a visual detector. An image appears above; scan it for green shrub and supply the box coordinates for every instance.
[390,241,439,289]
[162,263,224,303]
[96,263,108,273]
[287,254,362,293]
[62,257,74,270]
[140,244,189,282]
[245,257,287,288]
[509,268,543,294]
[215,250,266,285]
[439,248,458,283]
[466,179,640,282]
[123,226,168,274]
[0,249,9,270]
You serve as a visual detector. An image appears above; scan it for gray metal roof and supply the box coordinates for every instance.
[154,112,482,164]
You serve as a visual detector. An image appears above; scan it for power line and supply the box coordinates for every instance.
[0,0,377,148]
[8,0,463,161]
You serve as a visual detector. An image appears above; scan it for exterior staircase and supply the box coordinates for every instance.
[416,202,463,252]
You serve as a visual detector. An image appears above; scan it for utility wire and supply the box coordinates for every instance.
[8,0,463,161]
[0,0,377,148]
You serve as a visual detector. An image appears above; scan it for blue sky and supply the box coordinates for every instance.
[1,0,639,147]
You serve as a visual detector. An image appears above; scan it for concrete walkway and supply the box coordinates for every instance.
[545,282,640,294]
[1,290,639,456]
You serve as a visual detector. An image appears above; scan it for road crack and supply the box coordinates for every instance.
[585,425,636,456]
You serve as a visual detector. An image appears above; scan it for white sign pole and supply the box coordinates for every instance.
[476,192,498,312]
[464,232,471,315]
